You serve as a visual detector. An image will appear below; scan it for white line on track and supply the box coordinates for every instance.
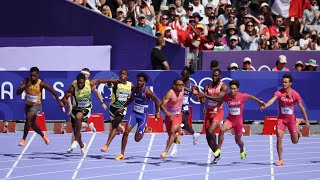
[72,133,96,179]
[5,133,36,179]
[138,133,155,180]
[205,148,212,180]
[269,135,274,180]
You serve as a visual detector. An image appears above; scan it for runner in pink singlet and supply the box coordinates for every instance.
[211,80,265,163]
[160,78,184,159]
[261,74,309,166]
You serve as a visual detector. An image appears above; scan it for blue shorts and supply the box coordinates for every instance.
[128,112,148,134]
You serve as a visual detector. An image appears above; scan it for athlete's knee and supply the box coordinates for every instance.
[123,130,130,137]
[292,139,298,144]
[134,134,143,142]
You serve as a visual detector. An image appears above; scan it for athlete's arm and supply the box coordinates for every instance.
[16,78,28,95]
[247,94,265,107]
[297,101,310,127]
[62,85,75,106]
[92,86,107,110]
[198,84,228,101]
[261,95,277,110]
[201,85,208,114]
[146,88,161,118]
[41,81,64,108]
[160,90,173,117]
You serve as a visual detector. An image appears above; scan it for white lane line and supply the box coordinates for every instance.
[138,133,155,180]
[5,133,36,179]
[72,133,96,179]
[205,148,211,180]
[269,135,274,180]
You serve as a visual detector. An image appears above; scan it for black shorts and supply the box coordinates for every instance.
[71,108,91,125]
[109,105,126,120]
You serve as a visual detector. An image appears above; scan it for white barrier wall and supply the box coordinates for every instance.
[0,46,111,71]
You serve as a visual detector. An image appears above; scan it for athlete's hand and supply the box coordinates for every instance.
[155,113,160,120]
[25,78,32,87]
[166,113,174,120]
[259,106,266,112]
[117,106,125,114]
[306,121,310,128]
[67,107,72,115]
[211,107,218,114]
[101,103,107,110]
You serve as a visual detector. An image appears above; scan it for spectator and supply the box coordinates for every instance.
[242,57,254,71]
[228,62,239,71]
[277,26,289,49]
[156,12,169,37]
[201,3,214,25]
[214,32,226,50]
[225,24,238,44]
[167,4,177,23]
[258,39,268,51]
[135,0,155,28]
[125,0,136,26]
[269,36,281,50]
[272,55,290,72]
[175,0,186,17]
[299,29,311,50]
[224,35,242,50]
[191,0,205,16]
[210,60,219,70]
[241,21,260,50]
[217,4,234,26]
[294,61,304,71]
[135,14,153,35]
[269,15,289,37]
[285,38,298,50]
[116,8,125,22]
[201,29,215,50]
[300,0,320,34]
[181,5,194,27]
[101,5,112,17]
[151,37,170,70]
[305,59,319,71]
[257,14,270,41]
[124,16,134,26]
[206,13,217,33]
[259,2,272,27]
[223,12,237,35]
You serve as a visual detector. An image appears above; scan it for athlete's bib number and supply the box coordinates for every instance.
[281,106,293,115]
[183,96,189,105]
[118,93,129,101]
[230,107,240,115]
[26,94,38,103]
[134,104,145,114]
[77,100,90,108]
[208,100,218,107]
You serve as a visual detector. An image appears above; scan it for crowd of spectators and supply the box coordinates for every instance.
[72,0,320,70]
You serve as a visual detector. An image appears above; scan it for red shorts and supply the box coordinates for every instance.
[165,114,182,133]
[204,109,224,129]
[225,119,243,136]
[277,117,297,134]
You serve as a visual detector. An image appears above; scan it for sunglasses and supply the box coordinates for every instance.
[231,39,237,42]
[229,16,235,19]
[126,20,132,22]
[162,18,168,20]
[296,64,303,67]
[258,17,264,20]
[247,24,253,27]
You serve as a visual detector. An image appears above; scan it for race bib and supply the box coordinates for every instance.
[183,105,189,111]
[118,93,129,101]
[208,100,218,107]
[281,106,293,115]
[230,107,240,115]
[77,100,90,107]
[26,94,38,103]
[134,104,145,113]
[167,107,180,114]
[183,96,189,105]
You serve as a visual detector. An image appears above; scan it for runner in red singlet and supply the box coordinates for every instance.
[261,74,310,166]
[201,69,228,164]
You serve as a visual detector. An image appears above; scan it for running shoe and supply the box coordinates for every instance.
[240,148,246,160]
[211,154,221,164]
[193,133,200,145]
[160,152,167,159]
[18,139,25,146]
[213,149,221,157]
[170,143,178,157]
[89,122,96,133]
[115,153,125,160]
[101,144,108,152]
[276,160,284,166]
[81,143,87,158]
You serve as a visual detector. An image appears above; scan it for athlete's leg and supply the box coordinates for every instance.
[134,113,147,142]
[276,119,286,166]
[163,124,180,155]
[104,115,123,147]
[182,112,194,135]
[217,121,230,150]
[74,112,85,148]
[206,120,219,152]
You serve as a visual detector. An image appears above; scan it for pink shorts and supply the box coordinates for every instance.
[165,114,182,133]
[277,117,297,134]
[204,108,224,129]
[225,119,243,136]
